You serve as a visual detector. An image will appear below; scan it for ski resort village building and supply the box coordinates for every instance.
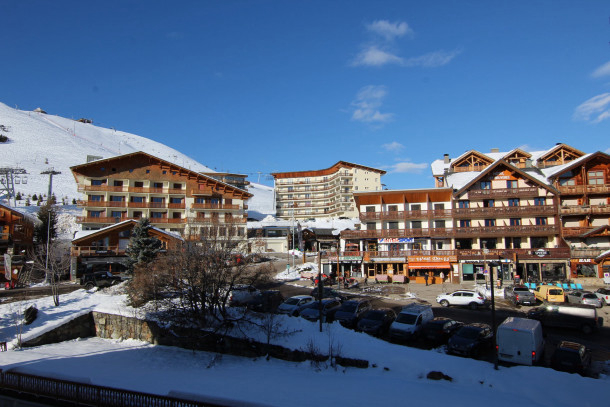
[70,152,252,242]
[333,144,610,285]
[272,161,386,220]
[0,203,37,286]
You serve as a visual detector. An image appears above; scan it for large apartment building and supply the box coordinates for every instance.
[334,144,610,284]
[272,161,386,220]
[70,152,252,242]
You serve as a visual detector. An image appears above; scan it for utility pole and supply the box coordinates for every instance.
[41,168,61,270]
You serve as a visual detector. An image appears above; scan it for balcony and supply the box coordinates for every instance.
[71,245,125,257]
[360,209,453,221]
[562,227,595,237]
[324,248,571,261]
[453,205,557,218]
[468,187,539,199]
[79,185,186,195]
[557,184,610,195]
[191,203,241,210]
[452,164,490,173]
[341,224,559,239]
[571,248,606,258]
[560,204,610,216]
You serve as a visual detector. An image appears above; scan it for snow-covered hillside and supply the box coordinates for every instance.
[0,102,275,218]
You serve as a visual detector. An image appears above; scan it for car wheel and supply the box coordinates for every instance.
[581,324,593,335]
[85,282,95,290]
[440,300,449,307]
[469,302,479,310]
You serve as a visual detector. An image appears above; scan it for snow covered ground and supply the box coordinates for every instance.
[0,284,607,407]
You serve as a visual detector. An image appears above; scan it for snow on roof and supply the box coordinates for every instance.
[72,219,184,242]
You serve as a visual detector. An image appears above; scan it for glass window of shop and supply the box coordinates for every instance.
[541,263,565,282]
[576,263,597,278]
[462,263,474,281]
[526,263,539,282]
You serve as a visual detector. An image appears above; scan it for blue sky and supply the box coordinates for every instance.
[2,1,609,189]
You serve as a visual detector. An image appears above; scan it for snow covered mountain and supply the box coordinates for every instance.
[0,102,275,217]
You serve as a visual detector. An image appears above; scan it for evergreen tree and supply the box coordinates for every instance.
[126,218,163,272]
[34,203,58,244]
[15,192,22,201]
[32,194,38,201]
[72,198,77,205]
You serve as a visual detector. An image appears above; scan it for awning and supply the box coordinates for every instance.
[408,262,451,269]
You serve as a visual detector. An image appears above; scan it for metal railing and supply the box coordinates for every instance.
[0,369,222,407]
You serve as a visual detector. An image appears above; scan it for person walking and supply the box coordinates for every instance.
[424,273,429,286]
[439,271,445,282]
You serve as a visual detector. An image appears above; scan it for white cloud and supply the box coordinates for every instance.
[388,161,428,173]
[366,20,413,41]
[350,85,394,124]
[591,61,610,78]
[573,93,610,123]
[352,46,404,67]
[605,147,610,154]
[382,142,405,152]
[403,49,462,68]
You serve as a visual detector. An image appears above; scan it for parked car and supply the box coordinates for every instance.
[246,290,284,313]
[566,290,603,308]
[526,304,603,334]
[420,317,463,344]
[496,317,545,366]
[388,304,434,341]
[310,287,347,302]
[277,295,314,316]
[299,299,342,322]
[504,285,536,306]
[80,271,122,290]
[436,290,488,310]
[333,299,372,328]
[533,284,565,303]
[357,308,396,336]
[229,285,260,306]
[550,341,592,376]
[594,287,610,306]
[447,323,493,358]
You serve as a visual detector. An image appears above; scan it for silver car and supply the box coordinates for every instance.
[566,290,603,308]
[277,295,314,316]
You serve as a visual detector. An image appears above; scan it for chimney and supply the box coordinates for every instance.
[491,148,500,153]
[443,154,450,164]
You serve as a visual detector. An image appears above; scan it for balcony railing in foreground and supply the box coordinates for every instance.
[341,225,559,239]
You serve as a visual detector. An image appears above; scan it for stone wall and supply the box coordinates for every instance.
[22,313,95,348]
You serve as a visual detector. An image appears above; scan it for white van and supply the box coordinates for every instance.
[388,303,434,341]
[496,317,544,366]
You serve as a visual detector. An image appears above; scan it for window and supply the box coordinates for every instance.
[484,219,496,227]
[170,197,183,204]
[173,183,182,189]
[460,219,471,227]
[387,222,399,230]
[411,221,422,229]
[89,195,103,201]
[535,217,547,225]
[153,182,163,189]
[134,181,144,188]
[506,180,518,189]
[150,212,164,219]
[411,204,421,211]
[366,222,376,230]
[151,197,164,203]
[388,205,398,212]
[111,211,124,218]
[91,179,106,186]
[113,180,123,187]
[559,177,575,186]
[458,200,470,209]
[508,198,520,207]
[133,211,142,218]
[588,170,604,185]
[534,197,546,206]
[483,199,494,208]
[480,181,491,190]
[88,210,102,218]
[435,220,445,228]
[131,196,144,203]
[110,195,124,202]
[509,218,521,226]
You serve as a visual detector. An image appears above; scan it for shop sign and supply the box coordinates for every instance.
[339,256,362,261]
[493,170,517,181]
[408,255,457,263]
[534,249,549,257]
[576,258,593,263]
[379,238,414,243]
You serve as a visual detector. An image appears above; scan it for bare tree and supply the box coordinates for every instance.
[29,242,71,306]
[127,223,270,331]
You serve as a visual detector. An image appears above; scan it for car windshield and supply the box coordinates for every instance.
[284,298,301,305]
[395,313,417,324]
[364,311,385,321]
[583,293,597,299]
[513,287,529,292]
[456,327,481,339]
[340,303,358,312]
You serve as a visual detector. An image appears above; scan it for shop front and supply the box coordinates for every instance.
[407,255,456,284]
[570,258,599,279]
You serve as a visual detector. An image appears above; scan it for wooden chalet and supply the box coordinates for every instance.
[70,219,184,278]
[0,203,37,285]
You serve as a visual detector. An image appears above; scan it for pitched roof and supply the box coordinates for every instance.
[72,219,184,243]
[272,161,386,179]
[70,151,252,199]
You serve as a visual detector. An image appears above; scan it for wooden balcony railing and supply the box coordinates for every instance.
[78,185,186,195]
[191,203,241,210]
[360,209,453,221]
[560,204,610,216]
[453,205,557,218]
[341,224,560,239]
[468,187,539,199]
[562,227,595,237]
[71,245,125,257]
[452,165,489,173]
[557,184,610,195]
[570,248,606,258]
